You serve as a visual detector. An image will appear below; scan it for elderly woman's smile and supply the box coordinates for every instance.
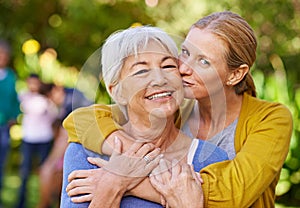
[146,91,173,100]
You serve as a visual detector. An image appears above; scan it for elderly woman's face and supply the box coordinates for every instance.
[116,41,184,119]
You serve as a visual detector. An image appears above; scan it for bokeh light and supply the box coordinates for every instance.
[131,22,143,28]
[48,14,62,28]
[22,39,40,55]
[145,0,158,7]
[10,124,23,141]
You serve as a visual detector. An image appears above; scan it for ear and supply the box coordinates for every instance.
[109,83,128,106]
[226,64,249,86]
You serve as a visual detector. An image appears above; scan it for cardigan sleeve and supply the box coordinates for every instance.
[200,98,293,207]
[63,99,195,154]
[63,104,125,154]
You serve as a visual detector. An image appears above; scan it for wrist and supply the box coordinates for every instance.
[103,170,128,193]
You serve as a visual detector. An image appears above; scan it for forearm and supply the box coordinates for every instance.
[126,178,161,204]
[89,172,127,208]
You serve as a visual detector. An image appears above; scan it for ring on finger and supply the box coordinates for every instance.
[143,155,152,164]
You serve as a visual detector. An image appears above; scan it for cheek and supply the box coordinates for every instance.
[122,80,147,103]
[193,68,222,84]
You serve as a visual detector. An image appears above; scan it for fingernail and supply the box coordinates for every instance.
[114,136,119,143]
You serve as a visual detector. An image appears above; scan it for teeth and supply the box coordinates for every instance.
[147,92,172,100]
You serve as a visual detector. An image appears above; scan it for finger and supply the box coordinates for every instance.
[143,147,161,166]
[171,159,181,181]
[181,163,193,177]
[114,136,122,152]
[145,154,163,172]
[160,195,166,207]
[190,166,203,185]
[159,159,171,182]
[71,194,93,203]
[87,157,108,167]
[195,172,204,184]
[149,173,166,195]
[66,178,88,192]
[68,169,91,182]
[144,147,161,161]
[180,163,195,184]
[135,143,156,157]
[151,165,164,183]
[111,136,123,157]
[126,141,145,156]
[67,184,92,197]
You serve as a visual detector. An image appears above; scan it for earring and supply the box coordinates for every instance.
[227,80,232,86]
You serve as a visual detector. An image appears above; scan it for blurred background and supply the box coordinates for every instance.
[0,0,300,207]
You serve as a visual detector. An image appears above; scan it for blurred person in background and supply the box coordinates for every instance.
[16,74,58,208]
[0,39,20,206]
[37,83,92,208]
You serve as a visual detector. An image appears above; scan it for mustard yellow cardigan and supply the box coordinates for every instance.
[63,93,293,207]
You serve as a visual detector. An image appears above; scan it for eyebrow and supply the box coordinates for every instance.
[131,61,147,68]
[130,56,175,68]
[180,43,212,61]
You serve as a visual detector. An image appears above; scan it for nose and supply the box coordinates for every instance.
[179,58,193,76]
[150,68,167,87]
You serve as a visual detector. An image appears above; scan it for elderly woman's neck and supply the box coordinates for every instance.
[123,115,179,150]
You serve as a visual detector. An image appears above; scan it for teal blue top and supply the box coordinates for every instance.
[0,68,20,125]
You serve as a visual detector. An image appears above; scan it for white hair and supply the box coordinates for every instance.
[101,26,178,99]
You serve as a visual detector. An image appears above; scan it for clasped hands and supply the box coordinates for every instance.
[66,137,203,208]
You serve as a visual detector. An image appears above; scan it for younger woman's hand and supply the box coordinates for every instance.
[150,159,204,208]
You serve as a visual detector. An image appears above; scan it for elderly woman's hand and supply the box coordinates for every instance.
[150,159,204,208]
[66,137,161,205]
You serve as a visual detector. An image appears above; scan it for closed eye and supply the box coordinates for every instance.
[162,65,177,69]
[132,69,149,76]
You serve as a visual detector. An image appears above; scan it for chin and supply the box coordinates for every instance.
[184,93,196,99]
[149,107,177,119]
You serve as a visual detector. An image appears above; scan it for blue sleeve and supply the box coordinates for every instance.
[192,140,229,172]
[60,143,103,207]
[60,143,161,208]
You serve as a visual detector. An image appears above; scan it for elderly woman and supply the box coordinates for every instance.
[65,11,292,207]
[60,26,228,207]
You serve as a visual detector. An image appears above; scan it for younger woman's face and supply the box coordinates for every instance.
[179,27,230,100]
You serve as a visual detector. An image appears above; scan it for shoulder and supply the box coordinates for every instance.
[62,104,118,140]
[4,68,17,80]
[63,104,113,128]
[236,94,293,150]
[241,94,292,123]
